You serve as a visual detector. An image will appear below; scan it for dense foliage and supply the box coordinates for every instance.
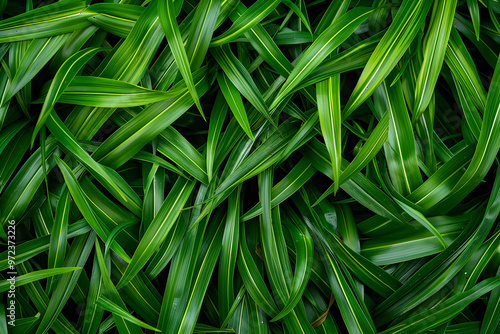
[2,0,500,333]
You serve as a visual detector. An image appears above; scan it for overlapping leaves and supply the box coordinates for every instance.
[1,0,500,333]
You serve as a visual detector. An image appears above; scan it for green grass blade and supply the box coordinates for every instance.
[0,139,58,228]
[217,72,254,141]
[394,198,448,249]
[36,76,177,108]
[81,254,105,334]
[176,219,224,334]
[270,7,373,110]
[210,0,282,46]
[380,276,500,334]
[466,0,480,40]
[158,0,205,120]
[237,222,280,317]
[35,232,94,334]
[86,3,144,38]
[344,0,433,117]
[94,240,143,334]
[242,158,316,221]
[446,27,487,112]
[431,49,500,214]
[143,208,188,277]
[206,92,228,181]
[46,187,70,294]
[317,76,341,195]
[413,0,457,118]
[0,267,81,293]
[218,187,241,322]
[6,34,69,101]
[481,266,500,334]
[158,126,209,184]
[212,44,276,128]
[339,112,389,186]
[96,296,160,332]
[319,247,376,334]
[270,218,313,322]
[0,0,91,42]
[375,73,422,195]
[185,0,222,70]
[117,177,195,289]
[32,47,105,147]
[46,113,142,216]
[54,156,130,262]
[91,67,211,169]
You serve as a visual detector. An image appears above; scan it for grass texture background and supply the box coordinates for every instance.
[1,0,500,333]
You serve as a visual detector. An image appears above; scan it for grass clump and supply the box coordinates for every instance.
[1,0,500,333]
